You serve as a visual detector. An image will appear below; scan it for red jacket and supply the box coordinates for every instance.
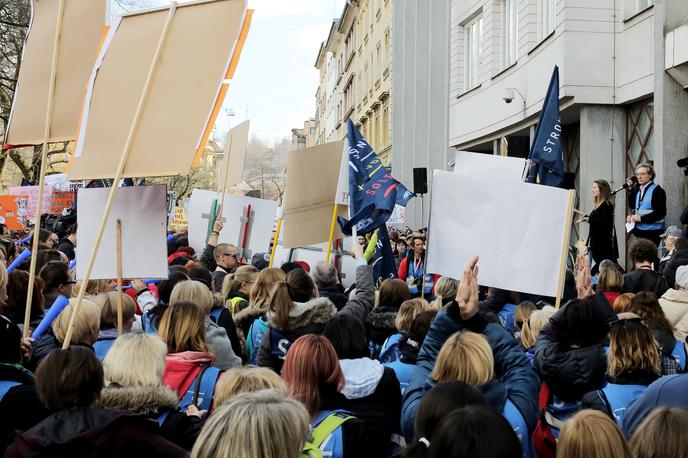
[163,351,215,399]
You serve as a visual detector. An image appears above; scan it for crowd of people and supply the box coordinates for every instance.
[0,165,687,457]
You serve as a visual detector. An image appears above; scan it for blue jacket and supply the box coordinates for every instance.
[400,304,539,442]
[623,374,688,436]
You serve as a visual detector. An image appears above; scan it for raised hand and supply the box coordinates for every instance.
[456,256,479,320]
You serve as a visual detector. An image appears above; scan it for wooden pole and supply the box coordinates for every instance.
[62,3,177,348]
[555,190,576,308]
[23,0,66,339]
[217,133,233,221]
[116,219,123,336]
[268,207,283,267]
[325,203,338,263]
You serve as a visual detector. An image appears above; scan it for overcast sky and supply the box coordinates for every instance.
[116,0,346,146]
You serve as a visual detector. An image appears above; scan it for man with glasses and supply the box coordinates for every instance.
[212,243,239,293]
[626,163,666,246]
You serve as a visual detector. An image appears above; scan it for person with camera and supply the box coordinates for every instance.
[578,179,618,275]
[626,163,666,246]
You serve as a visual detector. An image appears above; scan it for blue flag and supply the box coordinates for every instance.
[371,225,397,286]
[525,66,564,187]
[338,119,414,235]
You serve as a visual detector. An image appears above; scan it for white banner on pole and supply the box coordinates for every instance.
[426,169,572,297]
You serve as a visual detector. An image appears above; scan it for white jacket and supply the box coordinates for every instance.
[659,288,688,342]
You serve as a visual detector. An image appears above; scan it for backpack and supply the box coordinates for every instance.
[209,306,223,324]
[246,316,268,365]
[532,383,558,458]
[379,334,402,363]
[0,381,21,401]
[301,410,355,458]
[179,365,222,412]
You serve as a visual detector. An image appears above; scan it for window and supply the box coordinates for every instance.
[297,137,306,150]
[464,14,483,90]
[540,0,555,39]
[503,0,518,66]
[382,101,389,148]
[384,29,391,71]
[376,42,382,81]
[309,127,316,135]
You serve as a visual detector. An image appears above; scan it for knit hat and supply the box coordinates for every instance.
[676,265,688,290]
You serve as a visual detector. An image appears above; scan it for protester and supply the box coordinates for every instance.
[429,276,457,310]
[5,347,186,457]
[34,249,66,275]
[427,406,522,458]
[514,300,536,340]
[169,280,241,370]
[56,224,77,261]
[214,366,287,407]
[187,264,212,289]
[661,237,688,287]
[312,261,348,310]
[477,287,519,334]
[158,301,225,411]
[628,407,688,458]
[581,315,660,424]
[379,298,429,363]
[191,389,310,458]
[556,409,631,458]
[623,373,688,435]
[38,261,74,309]
[580,179,618,273]
[658,265,688,341]
[72,279,115,302]
[613,292,635,313]
[322,314,402,456]
[92,292,137,360]
[142,269,190,333]
[34,229,58,251]
[627,292,686,373]
[598,265,624,306]
[626,163,667,246]
[402,257,538,457]
[624,238,669,296]
[210,243,239,293]
[256,241,373,373]
[31,299,100,369]
[221,264,257,316]
[234,267,284,362]
[367,278,412,358]
[658,226,684,268]
[520,305,556,365]
[397,236,435,297]
[4,270,45,331]
[384,310,436,394]
[282,334,366,457]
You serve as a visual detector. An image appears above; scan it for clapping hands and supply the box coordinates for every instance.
[455,256,479,320]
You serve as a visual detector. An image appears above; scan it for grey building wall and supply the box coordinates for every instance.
[392,0,452,229]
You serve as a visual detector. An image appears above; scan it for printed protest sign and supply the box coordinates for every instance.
[0,195,28,231]
[9,186,53,220]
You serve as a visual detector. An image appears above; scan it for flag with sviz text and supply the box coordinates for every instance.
[525,65,564,187]
[337,119,414,235]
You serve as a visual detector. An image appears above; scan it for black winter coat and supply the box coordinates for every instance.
[0,364,50,450]
[318,285,348,311]
[662,250,688,288]
[623,269,669,297]
[366,306,398,347]
[587,201,618,263]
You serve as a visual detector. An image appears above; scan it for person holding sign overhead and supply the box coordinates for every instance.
[577,180,618,275]
[626,163,666,246]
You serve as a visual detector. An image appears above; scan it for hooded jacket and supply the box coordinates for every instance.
[256,264,375,373]
[4,408,186,458]
[322,358,401,457]
[163,351,217,401]
[659,288,688,342]
[366,306,398,347]
[401,303,539,445]
[581,369,659,423]
[0,364,50,449]
[97,383,202,451]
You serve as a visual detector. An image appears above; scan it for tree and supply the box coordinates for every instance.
[242,136,288,203]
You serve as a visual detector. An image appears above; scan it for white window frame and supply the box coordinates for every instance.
[540,0,556,39]
[464,14,483,90]
[503,0,518,67]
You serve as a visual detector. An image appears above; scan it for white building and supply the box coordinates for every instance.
[394,0,688,255]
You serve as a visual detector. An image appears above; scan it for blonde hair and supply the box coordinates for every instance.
[613,293,635,313]
[557,410,631,458]
[94,292,137,330]
[222,265,258,300]
[598,268,624,293]
[248,267,285,313]
[430,277,458,310]
[0,262,7,304]
[630,408,688,458]
[52,299,100,345]
[607,318,660,378]
[515,301,536,328]
[158,301,211,354]
[432,331,494,387]
[395,299,429,334]
[521,306,555,349]
[72,280,112,298]
[215,366,288,407]
[103,333,167,387]
[191,389,309,458]
[170,280,213,314]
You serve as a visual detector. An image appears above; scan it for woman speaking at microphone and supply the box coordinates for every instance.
[578,180,618,275]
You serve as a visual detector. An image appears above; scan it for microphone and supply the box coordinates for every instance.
[611,176,638,195]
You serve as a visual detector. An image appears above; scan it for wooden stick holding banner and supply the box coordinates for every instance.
[239,203,252,263]
[421,195,432,300]
[116,219,123,336]
[325,203,338,262]
[23,0,65,339]
[269,207,283,267]
[217,133,233,221]
[63,3,177,349]
[554,190,576,308]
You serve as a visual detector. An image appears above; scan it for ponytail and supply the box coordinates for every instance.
[269,282,293,330]
[520,318,534,350]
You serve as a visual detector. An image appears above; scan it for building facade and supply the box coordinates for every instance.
[444,0,688,258]
[291,118,317,150]
[314,0,393,164]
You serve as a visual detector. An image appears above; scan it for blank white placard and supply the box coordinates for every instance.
[426,170,573,297]
[76,185,168,280]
